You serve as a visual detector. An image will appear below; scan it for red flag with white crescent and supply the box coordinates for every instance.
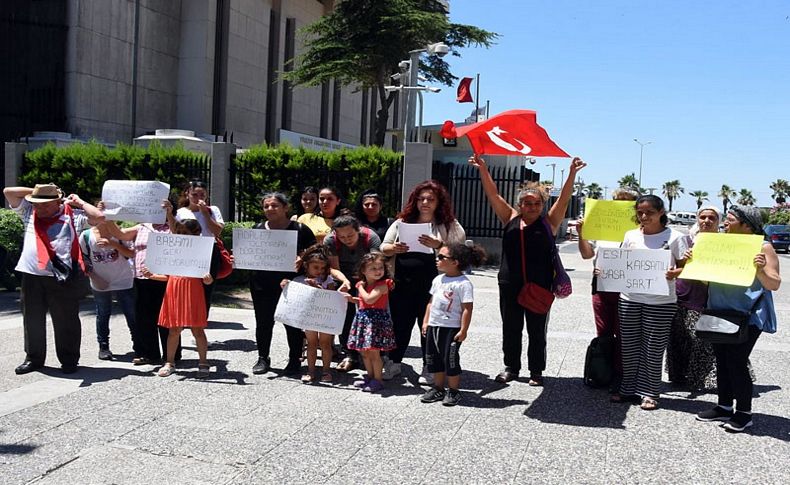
[456,77,474,103]
[439,110,569,157]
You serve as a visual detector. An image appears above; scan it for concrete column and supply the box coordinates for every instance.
[401,141,433,208]
[210,142,235,221]
[4,143,28,206]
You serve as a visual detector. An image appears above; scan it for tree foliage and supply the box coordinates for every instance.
[584,182,603,199]
[769,179,789,205]
[282,0,498,146]
[662,179,684,212]
[718,184,736,214]
[617,173,641,194]
[736,188,755,206]
[689,190,709,209]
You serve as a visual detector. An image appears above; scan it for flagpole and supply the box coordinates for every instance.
[485,99,490,119]
[474,73,480,121]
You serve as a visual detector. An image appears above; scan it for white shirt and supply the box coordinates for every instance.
[79,229,134,291]
[176,206,224,237]
[619,227,689,305]
[428,274,474,328]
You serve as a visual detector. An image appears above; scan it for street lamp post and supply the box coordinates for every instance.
[633,138,652,187]
[403,42,449,143]
[546,162,556,188]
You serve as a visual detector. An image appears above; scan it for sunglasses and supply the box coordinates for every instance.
[436,254,454,261]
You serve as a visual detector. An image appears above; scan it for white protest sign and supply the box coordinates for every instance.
[596,248,672,295]
[102,180,170,223]
[232,228,298,272]
[145,233,214,278]
[274,282,347,335]
[398,222,433,254]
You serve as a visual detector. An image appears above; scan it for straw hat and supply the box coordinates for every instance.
[24,184,64,204]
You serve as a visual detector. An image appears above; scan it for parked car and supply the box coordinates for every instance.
[764,224,790,253]
[667,211,696,226]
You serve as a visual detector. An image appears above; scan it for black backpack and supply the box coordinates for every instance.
[583,335,615,388]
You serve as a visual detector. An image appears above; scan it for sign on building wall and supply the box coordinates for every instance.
[279,129,356,152]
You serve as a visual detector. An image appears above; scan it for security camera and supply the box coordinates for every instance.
[428,42,450,57]
[426,87,441,93]
[398,60,410,70]
[390,73,403,81]
[525,157,536,165]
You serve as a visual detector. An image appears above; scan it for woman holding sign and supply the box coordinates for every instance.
[469,156,585,386]
[694,206,780,432]
[381,181,466,384]
[250,192,317,375]
[612,195,688,410]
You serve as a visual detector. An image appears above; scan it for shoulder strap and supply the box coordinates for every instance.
[520,221,527,283]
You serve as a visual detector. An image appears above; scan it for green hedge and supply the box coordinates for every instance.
[20,140,207,203]
[234,143,402,221]
[0,209,24,290]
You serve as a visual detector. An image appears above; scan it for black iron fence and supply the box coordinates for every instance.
[432,161,539,239]
[229,155,403,222]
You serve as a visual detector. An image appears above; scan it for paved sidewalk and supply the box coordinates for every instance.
[1,247,789,484]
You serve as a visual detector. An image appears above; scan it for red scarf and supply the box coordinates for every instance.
[33,204,84,272]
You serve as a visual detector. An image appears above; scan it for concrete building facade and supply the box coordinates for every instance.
[2,0,396,151]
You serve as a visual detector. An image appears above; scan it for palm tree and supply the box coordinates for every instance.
[585,182,603,199]
[736,188,755,206]
[769,179,789,205]
[689,190,709,209]
[718,184,736,213]
[617,173,641,193]
[662,179,684,211]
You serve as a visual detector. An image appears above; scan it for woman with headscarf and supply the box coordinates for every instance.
[665,205,720,390]
[695,206,780,433]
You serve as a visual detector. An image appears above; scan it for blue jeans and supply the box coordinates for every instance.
[93,288,136,346]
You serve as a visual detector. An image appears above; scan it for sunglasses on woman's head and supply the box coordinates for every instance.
[436,254,454,261]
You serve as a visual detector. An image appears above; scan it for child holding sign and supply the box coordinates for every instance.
[282,245,337,383]
[347,252,396,393]
[144,220,219,379]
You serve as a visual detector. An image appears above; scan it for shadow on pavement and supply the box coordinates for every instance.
[37,364,155,387]
[166,358,250,385]
[0,442,37,455]
[522,376,630,428]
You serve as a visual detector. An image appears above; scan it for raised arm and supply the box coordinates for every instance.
[66,193,105,222]
[576,219,595,259]
[468,155,518,225]
[547,157,586,234]
[3,187,33,208]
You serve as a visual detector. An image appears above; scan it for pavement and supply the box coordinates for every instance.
[1,243,789,484]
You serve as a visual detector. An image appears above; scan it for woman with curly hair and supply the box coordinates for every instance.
[380,180,466,384]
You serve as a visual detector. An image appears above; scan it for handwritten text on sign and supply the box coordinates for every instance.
[596,248,671,295]
[232,228,297,272]
[102,180,170,223]
[145,233,214,278]
[679,232,764,287]
[274,282,347,334]
[582,198,639,242]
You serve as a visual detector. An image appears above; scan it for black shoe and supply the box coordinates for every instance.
[721,412,753,432]
[283,359,301,374]
[420,387,446,403]
[132,357,157,366]
[98,345,113,361]
[442,389,462,407]
[14,360,43,375]
[494,367,519,383]
[252,356,271,375]
[696,406,734,422]
[61,364,79,374]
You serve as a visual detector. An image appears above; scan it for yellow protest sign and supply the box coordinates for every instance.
[679,233,764,287]
[581,199,638,242]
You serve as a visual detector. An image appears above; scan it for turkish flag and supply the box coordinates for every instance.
[439,110,569,157]
[456,77,473,103]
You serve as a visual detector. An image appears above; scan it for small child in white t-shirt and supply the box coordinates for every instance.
[420,242,486,406]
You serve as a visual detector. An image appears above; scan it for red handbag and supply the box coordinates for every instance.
[516,221,554,314]
[215,237,233,280]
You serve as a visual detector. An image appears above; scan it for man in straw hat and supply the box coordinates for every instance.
[3,184,104,374]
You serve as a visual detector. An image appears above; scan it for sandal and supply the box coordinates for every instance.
[640,397,659,411]
[301,373,316,383]
[197,364,210,379]
[157,364,175,377]
[336,357,356,373]
[320,371,333,383]
[528,375,544,387]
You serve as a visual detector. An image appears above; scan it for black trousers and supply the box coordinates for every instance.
[713,325,762,412]
[388,281,431,364]
[340,301,359,360]
[20,273,84,366]
[499,284,548,375]
[251,287,304,362]
[133,278,180,361]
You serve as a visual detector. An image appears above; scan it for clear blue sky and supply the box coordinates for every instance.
[423,0,789,211]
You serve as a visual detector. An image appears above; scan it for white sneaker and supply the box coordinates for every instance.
[382,361,401,381]
[418,365,434,385]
